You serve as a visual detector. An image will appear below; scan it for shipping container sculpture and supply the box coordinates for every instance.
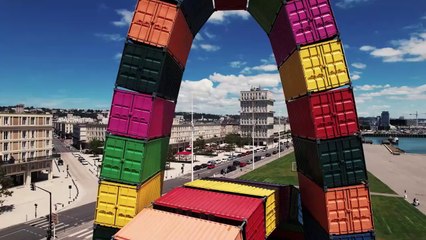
[93,0,375,239]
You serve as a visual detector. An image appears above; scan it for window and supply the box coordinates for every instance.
[3,117,9,125]
[22,131,27,139]
[31,131,35,138]
[3,154,9,161]
[3,143,8,151]
[46,117,50,125]
[22,141,26,149]
[3,131,8,140]
[22,117,27,125]
[22,152,26,160]
[30,117,35,125]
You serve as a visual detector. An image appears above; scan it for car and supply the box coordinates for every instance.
[254,156,261,162]
[236,153,242,157]
[57,159,64,166]
[207,163,215,169]
[272,150,278,155]
[265,153,271,157]
[232,160,240,167]
[193,165,202,171]
[81,160,89,165]
[239,161,247,167]
[200,163,208,169]
[227,165,237,172]
[208,160,217,165]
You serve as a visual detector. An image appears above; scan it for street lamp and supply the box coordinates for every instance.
[31,183,53,240]
[68,185,72,199]
[252,94,255,170]
[34,203,38,218]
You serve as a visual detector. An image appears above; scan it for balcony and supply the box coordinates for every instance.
[0,154,59,176]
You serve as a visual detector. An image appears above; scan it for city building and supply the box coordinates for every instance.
[239,87,275,146]
[72,123,107,150]
[53,114,95,138]
[0,106,54,186]
[380,111,390,130]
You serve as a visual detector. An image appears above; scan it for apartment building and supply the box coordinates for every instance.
[54,114,95,137]
[240,87,275,145]
[72,123,107,150]
[0,111,53,186]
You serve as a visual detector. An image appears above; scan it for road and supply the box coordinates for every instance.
[0,138,290,240]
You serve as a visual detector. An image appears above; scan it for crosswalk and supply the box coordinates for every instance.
[26,218,70,233]
[66,227,93,239]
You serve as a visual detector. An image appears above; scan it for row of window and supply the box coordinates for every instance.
[2,140,51,151]
[1,150,51,162]
[1,116,51,126]
[1,130,51,140]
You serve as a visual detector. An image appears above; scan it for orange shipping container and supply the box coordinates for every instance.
[298,173,374,235]
[114,208,244,240]
[128,0,193,68]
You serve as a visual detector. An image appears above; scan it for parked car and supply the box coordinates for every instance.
[81,160,89,165]
[272,150,278,155]
[254,156,261,162]
[200,163,208,169]
[265,153,271,157]
[232,160,240,167]
[227,165,237,172]
[193,165,202,171]
[239,161,247,167]
[57,159,64,166]
[207,163,216,169]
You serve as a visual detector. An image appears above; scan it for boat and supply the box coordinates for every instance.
[388,136,399,144]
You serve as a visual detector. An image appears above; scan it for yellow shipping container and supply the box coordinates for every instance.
[184,179,277,237]
[279,39,350,100]
[94,172,163,228]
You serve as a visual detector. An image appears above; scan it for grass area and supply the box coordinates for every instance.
[372,196,426,240]
[238,153,298,185]
[238,153,426,239]
[368,172,397,194]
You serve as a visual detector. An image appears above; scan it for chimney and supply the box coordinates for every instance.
[16,104,25,114]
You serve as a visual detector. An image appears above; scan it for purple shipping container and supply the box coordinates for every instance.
[269,0,338,66]
[107,89,175,140]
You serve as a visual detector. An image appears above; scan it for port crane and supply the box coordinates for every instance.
[409,111,426,127]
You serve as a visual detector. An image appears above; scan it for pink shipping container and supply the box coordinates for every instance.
[153,187,265,240]
[269,0,338,66]
[287,87,359,140]
[107,89,175,140]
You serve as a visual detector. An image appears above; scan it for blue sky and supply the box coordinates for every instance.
[0,0,425,118]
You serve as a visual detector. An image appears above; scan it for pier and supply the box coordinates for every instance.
[362,133,426,138]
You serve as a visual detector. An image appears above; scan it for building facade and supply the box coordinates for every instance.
[380,111,390,129]
[72,123,107,149]
[240,87,275,145]
[54,114,95,137]
[0,112,53,185]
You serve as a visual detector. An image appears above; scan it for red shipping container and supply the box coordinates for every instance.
[269,0,338,66]
[107,89,175,140]
[128,0,193,68]
[214,0,247,10]
[298,173,374,235]
[286,88,359,140]
[153,187,265,240]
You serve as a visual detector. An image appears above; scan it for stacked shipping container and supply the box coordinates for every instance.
[268,0,375,239]
[92,0,375,239]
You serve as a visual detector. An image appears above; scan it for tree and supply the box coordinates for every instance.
[89,139,104,155]
[0,168,13,207]
[167,148,176,162]
[194,137,205,150]
[224,133,241,146]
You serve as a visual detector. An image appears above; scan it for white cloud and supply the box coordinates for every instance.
[351,74,361,80]
[112,9,133,27]
[229,61,247,68]
[355,84,390,91]
[95,33,124,42]
[336,0,370,9]
[208,11,250,24]
[360,31,426,62]
[351,62,367,69]
[204,31,216,39]
[355,84,426,103]
[200,44,221,52]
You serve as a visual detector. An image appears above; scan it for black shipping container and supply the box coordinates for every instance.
[248,0,283,33]
[303,208,375,240]
[115,41,183,102]
[293,136,368,190]
[179,0,215,36]
[92,224,120,240]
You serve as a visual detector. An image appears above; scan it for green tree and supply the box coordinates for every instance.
[0,168,13,207]
[89,139,104,155]
[194,137,205,150]
[224,133,241,146]
[167,148,176,162]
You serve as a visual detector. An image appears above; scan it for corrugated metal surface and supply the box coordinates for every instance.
[303,208,375,240]
[248,0,283,33]
[270,0,338,66]
[93,224,120,240]
[185,179,277,236]
[114,208,244,240]
[214,0,247,10]
[298,173,374,235]
[294,136,368,189]
[128,0,193,67]
[100,135,169,185]
[108,89,175,140]
[279,39,350,100]
[115,41,183,102]
[287,88,359,139]
[204,177,291,225]
[95,173,163,228]
[153,187,265,240]
[179,0,214,35]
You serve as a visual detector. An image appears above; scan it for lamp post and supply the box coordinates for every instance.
[191,93,194,181]
[31,183,52,240]
[34,203,38,218]
[278,113,281,158]
[252,94,255,170]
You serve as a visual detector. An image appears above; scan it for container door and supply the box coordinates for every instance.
[121,140,145,184]
[102,137,126,182]
[301,45,326,93]
[320,140,344,187]
[333,89,358,138]
[128,94,152,139]
[320,40,350,90]
[346,186,373,234]
[341,138,367,186]
[148,3,177,47]
[311,91,335,139]
[116,186,138,228]
[309,0,338,41]
[286,0,315,45]
[108,90,133,136]
[96,183,119,227]
[129,0,159,44]
[327,189,350,234]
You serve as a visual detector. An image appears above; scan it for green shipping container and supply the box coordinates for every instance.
[92,224,119,240]
[100,135,169,185]
[293,136,368,190]
[248,0,284,33]
[115,41,183,102]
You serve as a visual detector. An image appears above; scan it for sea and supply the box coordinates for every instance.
[364,137,426,154]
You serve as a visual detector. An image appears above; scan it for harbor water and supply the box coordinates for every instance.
[364,137,426,154]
